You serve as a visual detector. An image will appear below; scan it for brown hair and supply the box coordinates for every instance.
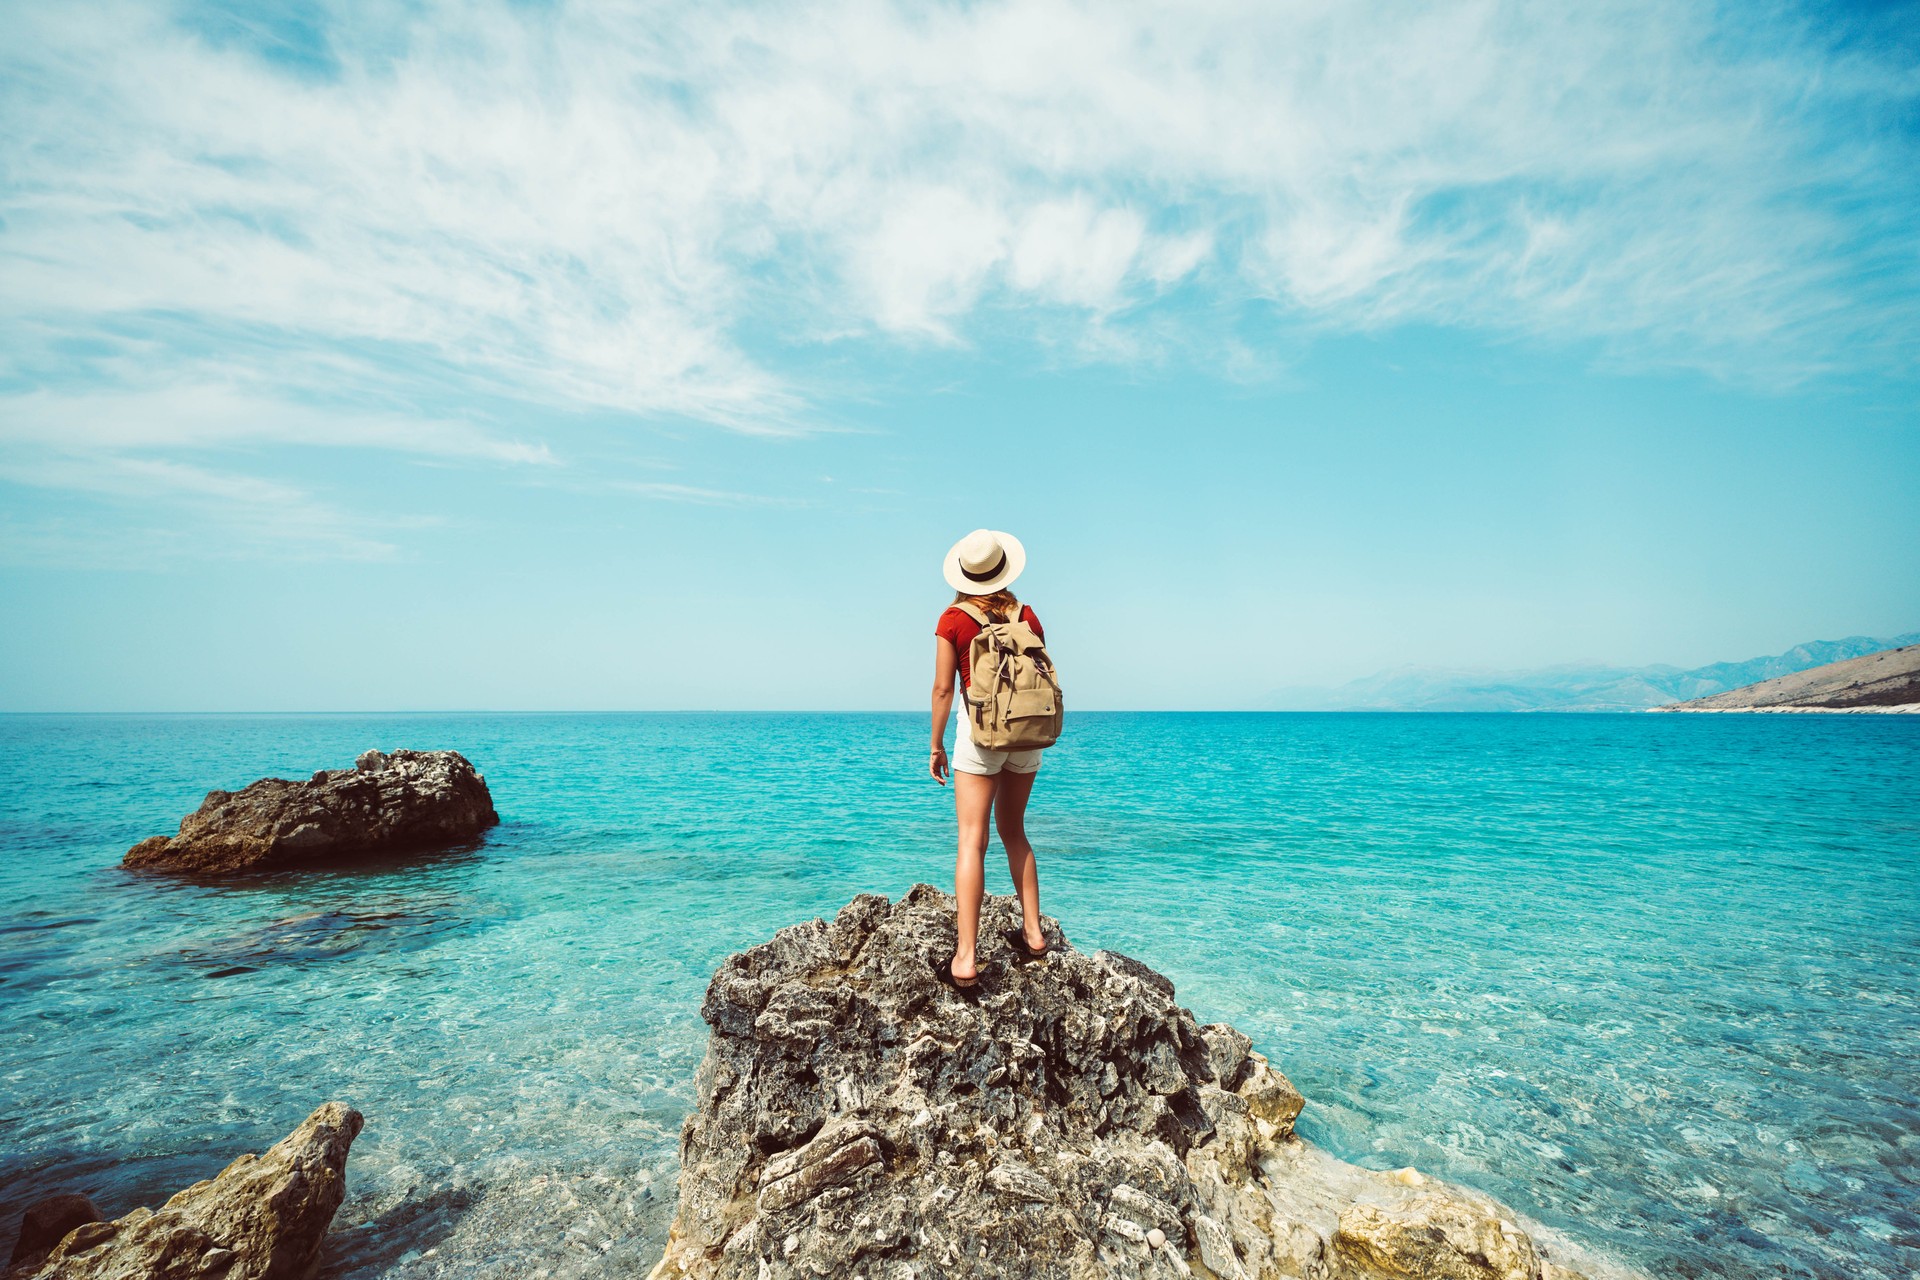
[954,588,1020,621]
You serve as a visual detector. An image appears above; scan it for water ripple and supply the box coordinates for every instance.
[0,711,1915,1280]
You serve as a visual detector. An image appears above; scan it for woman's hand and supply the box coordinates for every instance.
[930,745,949,785]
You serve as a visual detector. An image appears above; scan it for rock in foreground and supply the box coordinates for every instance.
[15,1102,362,1280]
[652,886,1612,1280]
[125,749,498,875]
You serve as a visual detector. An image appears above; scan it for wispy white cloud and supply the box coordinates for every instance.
[611,480,807,508]
[1,385,553,465]
[0,382,543,561]
[1,0,1914,556]
[8,0,1911,392]
[0,452,403,562]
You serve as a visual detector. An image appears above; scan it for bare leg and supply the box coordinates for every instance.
[951,770,996,982]
[994,769,1045,950]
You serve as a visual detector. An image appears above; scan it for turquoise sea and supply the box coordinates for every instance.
[2,713,1916,1279]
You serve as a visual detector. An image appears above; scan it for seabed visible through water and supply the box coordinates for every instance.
[2,711,1916,1280]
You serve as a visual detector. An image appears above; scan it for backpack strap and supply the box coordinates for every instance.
[954,602,989,626]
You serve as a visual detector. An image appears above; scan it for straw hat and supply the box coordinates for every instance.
[943,528,1026,594]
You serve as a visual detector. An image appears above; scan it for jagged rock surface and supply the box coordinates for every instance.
[124,749,498,875]
[651,886,1605,1280]
[15,1103,362,1280]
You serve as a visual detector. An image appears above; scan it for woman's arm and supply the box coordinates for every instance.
[930,637,958,784]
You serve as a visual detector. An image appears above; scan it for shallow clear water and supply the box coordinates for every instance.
[1,713,1916,1279]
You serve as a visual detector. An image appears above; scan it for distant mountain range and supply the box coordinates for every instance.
[1276,633,1920,712]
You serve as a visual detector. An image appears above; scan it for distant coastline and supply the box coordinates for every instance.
[1651,642,1920,715]
[1651,703,1920,714]
[1274,631,1920,713]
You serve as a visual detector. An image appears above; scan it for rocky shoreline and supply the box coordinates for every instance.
[648,886,1633,1280]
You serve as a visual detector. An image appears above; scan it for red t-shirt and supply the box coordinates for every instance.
[936,604,1044,690]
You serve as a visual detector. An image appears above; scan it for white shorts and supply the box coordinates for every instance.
[951,725,1042,777]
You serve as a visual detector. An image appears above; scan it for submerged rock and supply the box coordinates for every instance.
[14,1102,362,1280]
[650,886,1610,1280]
[7,1196,101,1274]
[124,749,498,875]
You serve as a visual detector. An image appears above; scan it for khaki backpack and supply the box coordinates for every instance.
[957,601,1065,751]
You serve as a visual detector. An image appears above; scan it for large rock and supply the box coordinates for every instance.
[15,1102,362,1280]
[124,749,498,875]
[650,886,1613,1280]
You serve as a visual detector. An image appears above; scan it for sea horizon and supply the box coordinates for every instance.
[0,710,1812,721]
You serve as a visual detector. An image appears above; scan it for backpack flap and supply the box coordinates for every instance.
[1007,687,1057,719]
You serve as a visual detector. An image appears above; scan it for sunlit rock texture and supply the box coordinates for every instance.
[14,1103,362,1280]
[125,749,497,875]
[650,886,1616,1280]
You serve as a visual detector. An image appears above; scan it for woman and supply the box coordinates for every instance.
[930,528,1052,990]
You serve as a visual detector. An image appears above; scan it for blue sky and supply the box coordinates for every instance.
[2,0,1917,710]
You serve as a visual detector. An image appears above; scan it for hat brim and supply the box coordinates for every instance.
[943,530,1026,594]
